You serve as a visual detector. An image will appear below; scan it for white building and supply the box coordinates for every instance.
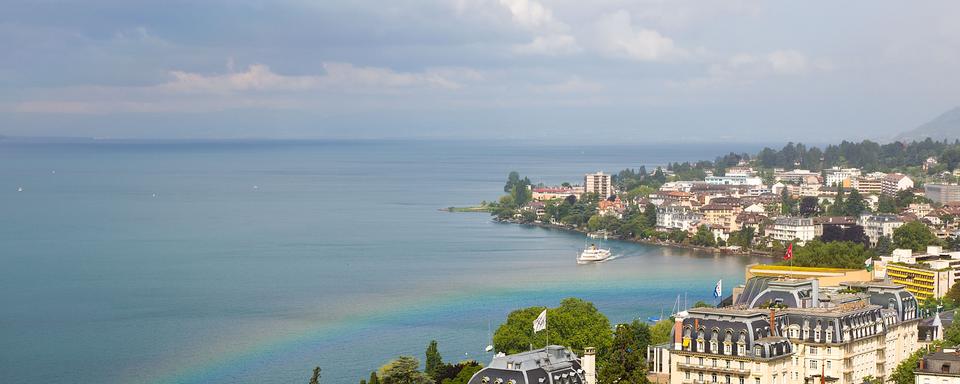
[768,217,816,244]
[824,167,862,187]
[916,347,960,384]
[584,171,613,197]
[881,173,914,196]
[656,205,704,232]
[858,214,905,246]
[705,175,763,186]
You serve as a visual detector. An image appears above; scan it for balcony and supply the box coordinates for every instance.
[677,363,751,375]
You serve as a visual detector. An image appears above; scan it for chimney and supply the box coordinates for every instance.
[674,312,688,350]
[769,309,776,336]
[582,347,596,384]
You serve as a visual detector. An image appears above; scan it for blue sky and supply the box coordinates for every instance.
[2,1,959,142]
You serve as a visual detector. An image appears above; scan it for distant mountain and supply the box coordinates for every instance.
[896,106,960,142]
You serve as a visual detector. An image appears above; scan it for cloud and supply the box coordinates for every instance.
[498,0,559,30]
[676,50,832,88]
[512,34,581,56]
[9,62,471,114]
[592,10,686,61]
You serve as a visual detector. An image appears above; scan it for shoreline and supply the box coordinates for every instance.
[492,217,774,258]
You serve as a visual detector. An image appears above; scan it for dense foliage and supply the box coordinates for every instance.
[893,221,942,252]
[599,321,652,384]
[378,356,433,384]
[493,298,613,356]
[777,240,875,269]
[755,139,960,172]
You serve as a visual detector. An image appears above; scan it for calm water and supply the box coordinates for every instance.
[0,140,767,384]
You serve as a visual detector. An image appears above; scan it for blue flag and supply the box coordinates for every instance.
[713,280,722,299]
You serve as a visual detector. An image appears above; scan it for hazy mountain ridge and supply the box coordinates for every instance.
[896,106,960,142]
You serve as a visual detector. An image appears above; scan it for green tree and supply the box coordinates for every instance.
[649,319,674,345]
[425,340,443,380]
[778,240,875,269]
[369,371,380,384]
[946,282,960,307]
[440,363,483,384]
[800,196,820,217]
[827,187,844,216]
[692,300,714,308]
[691,225,716,247]
[875,235,894,255]
[890,344,937,384]
[644,203,658,228]
[893,221,940,252]
[878,195,897,213]
[493,298,613,356]
[310,366,321,384]
[844,189,867,216]
[599,323,650,384]
[378,356,432,384]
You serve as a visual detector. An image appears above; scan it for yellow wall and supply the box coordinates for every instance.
[745,264,873,287]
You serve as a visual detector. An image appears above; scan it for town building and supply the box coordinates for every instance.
[767,217,816,244]
[700,204,743,233]
[706,175,763,186]
[598,196,626,218]
[917,311,952,343]
[742,265,873,287]
[874,247,960,300]
[657,206,704,232]
[915,346,960,384]
[881,173,914,196]
[858,214,905,247]
[651,191,695,208]
[468,345,592,384]
[666,279,919,384]
[775,169,819,184]
[851,177,882,195]
[925,184,960,204]
[531,187,583,201]
[584,172,613,198]
[812,217,857,238]
[824,167,862,188]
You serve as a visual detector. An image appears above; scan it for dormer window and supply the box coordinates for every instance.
[754,346,763,356]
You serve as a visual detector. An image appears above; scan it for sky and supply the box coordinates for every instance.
[2,0,960,143]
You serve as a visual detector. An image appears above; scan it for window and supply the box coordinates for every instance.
[712,358,717,367]
[686,356,691,364]
[700,373,705,382]
[686,372,691,380]
[826,361,832,369]
[725,343,732,355]
[726,360,731,368]
[814,329,821,341]
[711,341,719,353]
[809,346,817,355]
[810,360,818,369]
[739,378,745,384]
[754,346,763,356]
[826,347,832,355]
[740,362,746,370]
[713,374,718,383]
[755,378,760,384]
[738,344,745,355]
[698,340,705,351]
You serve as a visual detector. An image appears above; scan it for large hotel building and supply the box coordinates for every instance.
[660,279,920,384]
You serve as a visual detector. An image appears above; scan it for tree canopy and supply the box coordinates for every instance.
[493,298,613,356]
[378,356,433,384]
[778,240,875,269]
[893,221,940,252]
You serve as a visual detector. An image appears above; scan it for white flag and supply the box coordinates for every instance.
[533,309,547,333]
[713,280,722,299]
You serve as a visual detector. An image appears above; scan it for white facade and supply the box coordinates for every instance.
[657,206,704,232]
[706,175,763,186]
[768,217,816,244]
[858,214,905,246]
[825,167,862,187]
[882,174,914,196]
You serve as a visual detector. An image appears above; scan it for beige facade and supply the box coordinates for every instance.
[584,172,612,197]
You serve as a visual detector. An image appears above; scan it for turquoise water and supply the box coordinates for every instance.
[0,140,767,384]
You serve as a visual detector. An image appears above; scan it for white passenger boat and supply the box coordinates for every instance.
[577,243,611,264]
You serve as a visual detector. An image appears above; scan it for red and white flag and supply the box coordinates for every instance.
[784,243,794,261]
